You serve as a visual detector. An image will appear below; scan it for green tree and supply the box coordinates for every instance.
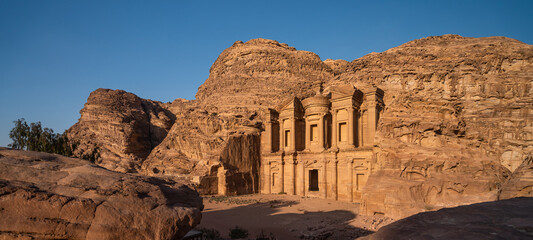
[7,118,99,162]
[8,118,29,149]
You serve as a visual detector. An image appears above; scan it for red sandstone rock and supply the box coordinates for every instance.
[68,88,175,173]
[196,38,334,115]
[334,35,533,218]
[360,197,533,240]
[0,147,202,240]
[67,35,532,219]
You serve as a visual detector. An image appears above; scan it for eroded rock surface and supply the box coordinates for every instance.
[140,99,262,195]
[67,35,532,218]
[0,147,203,240]
[196,38,333,115]
[68,88,175,173]
[499,155,533,199]
[361,197,533,240]
[332,35,533,218]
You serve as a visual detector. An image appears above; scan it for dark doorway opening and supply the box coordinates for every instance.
[309,169,319,191]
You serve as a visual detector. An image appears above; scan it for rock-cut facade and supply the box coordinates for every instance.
[260,85,384,202]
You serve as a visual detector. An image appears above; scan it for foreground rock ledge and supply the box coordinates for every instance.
[0,147,203,240]
[361,197,533,240]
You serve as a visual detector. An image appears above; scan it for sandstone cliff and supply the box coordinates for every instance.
[0,147,203,240]
[68,88,175,173]
[326,35,533,218]
[196,38,333,115]
[139,98,262,195]
[68,36,532,218]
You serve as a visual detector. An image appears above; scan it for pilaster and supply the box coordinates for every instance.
[318,114,325,151]
[348,108,355,147]
[332,109,338,149]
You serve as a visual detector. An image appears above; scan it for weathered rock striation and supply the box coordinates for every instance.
[68,35,532,218]
[196,38,333,115]
[330,35,533,218]
[360,197,533,240]
[68,88,175,173]
[140,99,262,195]
[499,154,533,199]
[0,147,203,240]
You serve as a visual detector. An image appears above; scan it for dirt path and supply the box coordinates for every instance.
[196,194,393,239]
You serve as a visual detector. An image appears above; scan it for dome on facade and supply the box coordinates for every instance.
[301,94,329,109]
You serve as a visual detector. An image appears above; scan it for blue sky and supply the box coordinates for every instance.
[1,0,532,147]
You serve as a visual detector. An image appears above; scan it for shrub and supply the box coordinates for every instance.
[229,226,248,239]
[197,227,221,240]
[256,230,276,240]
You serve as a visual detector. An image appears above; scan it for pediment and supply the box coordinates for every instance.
[277,97,304,118]
[330,85,355,99]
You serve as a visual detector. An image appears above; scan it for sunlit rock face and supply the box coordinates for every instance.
[0,148,203,240]
[139,98,262,196]
[326,35,533,218]
[68,88,175,173]
[69,35,532,218]
[196,38,334,115]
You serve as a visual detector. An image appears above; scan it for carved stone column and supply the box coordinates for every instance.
[281,160,285,193]
[318,114,325,151]
[362,108,369,147]
[330,160,338,200]
[217,167,227,196]
[298,160,305,196]
[290,117,296,152]
[267,162,272,194]
[280,119,285,151]
[348,108,354,147]
[349,159,354,202]
[265,121,272,153]
[358,109,364,147]
[322,161,327,199]
[367,103,377,146]
[331,109,338,149]
[291,159,296,195]
[305,118,311,151]
[284,158,295,195]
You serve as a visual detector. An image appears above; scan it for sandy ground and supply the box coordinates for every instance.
[196,194,394,240]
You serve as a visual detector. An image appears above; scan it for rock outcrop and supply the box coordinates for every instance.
[196,38,333,115]
[68,88,175,173]
[67,35,532,218]
[140,99,262,195]
[499,154,533,199]
[332,35,533,218]
[0,147,203,240]
[361,197,533,240]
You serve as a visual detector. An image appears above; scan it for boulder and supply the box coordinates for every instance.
[0,147,203,240]
[361,197,533,240]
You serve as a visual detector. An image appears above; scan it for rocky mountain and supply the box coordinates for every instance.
[68,35,532,218]
[68,88,175,172]
[0,147,203,240]
[196,38,333,115]
[329,35,533,218]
